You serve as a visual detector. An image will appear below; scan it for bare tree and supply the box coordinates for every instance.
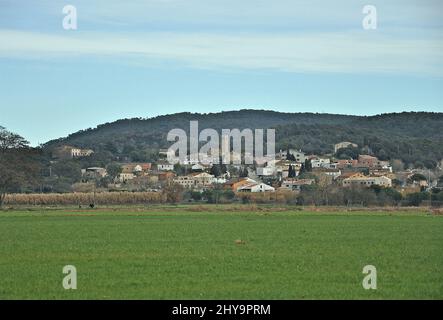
[162,182,184,204]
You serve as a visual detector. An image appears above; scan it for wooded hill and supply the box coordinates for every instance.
[43,110,443,168]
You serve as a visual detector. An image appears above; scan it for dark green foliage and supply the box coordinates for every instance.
[224,190,235,200]
[106,162,123,180]
[432,191,443,202]
[409,173,427,182]
[392,179,403,187]
[52,160,81,183]
[335,147,360,159]
[406,192,430,206]
[190,191,202,201]
[239,167,249,178]
[174,164,188,176]
[42,111,443,167]
[202,188,235,204]
[286,150,296,161]
[298,186,403,207]
[288,165,294,178]
[0,128,43,205]
[299,159,312,175]
[210,164,221,177]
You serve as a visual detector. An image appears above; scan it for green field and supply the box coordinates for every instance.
[0,207,442,299]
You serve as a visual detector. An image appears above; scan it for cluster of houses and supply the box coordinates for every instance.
[254,147,394,189]
[53,142,438,195]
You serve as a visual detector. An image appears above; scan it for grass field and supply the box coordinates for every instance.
[0,207,442,299]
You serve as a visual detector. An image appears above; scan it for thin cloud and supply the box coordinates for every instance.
[0,29,442,76]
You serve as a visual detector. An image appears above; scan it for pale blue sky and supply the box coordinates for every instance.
[0,0,442,145]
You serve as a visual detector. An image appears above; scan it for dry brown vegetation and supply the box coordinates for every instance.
[2,190,297,207]
[4,192,164,206]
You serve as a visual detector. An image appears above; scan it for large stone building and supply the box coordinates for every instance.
[342,174,392,187]
[53,145,94,159]
[334,141,358,153]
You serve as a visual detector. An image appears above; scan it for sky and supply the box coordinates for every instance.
[0,0,442,146]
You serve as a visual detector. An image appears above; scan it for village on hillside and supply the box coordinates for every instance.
[45,141,443,206]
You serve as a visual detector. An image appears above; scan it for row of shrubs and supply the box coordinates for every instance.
[185,189,299,204]
[296,185,443,207]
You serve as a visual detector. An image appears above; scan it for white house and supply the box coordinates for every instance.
[311,158,331,168]
[118,172,136,182]
[212,177,228,184]
[289,150,306,163]
[238,183,275,193]
[191,163,206,171]
[278,149,306,162]
[156,161,174,171]
[256,166,277,177]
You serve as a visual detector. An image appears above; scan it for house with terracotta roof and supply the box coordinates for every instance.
[336,172,365,184]
[224,178,257,192]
